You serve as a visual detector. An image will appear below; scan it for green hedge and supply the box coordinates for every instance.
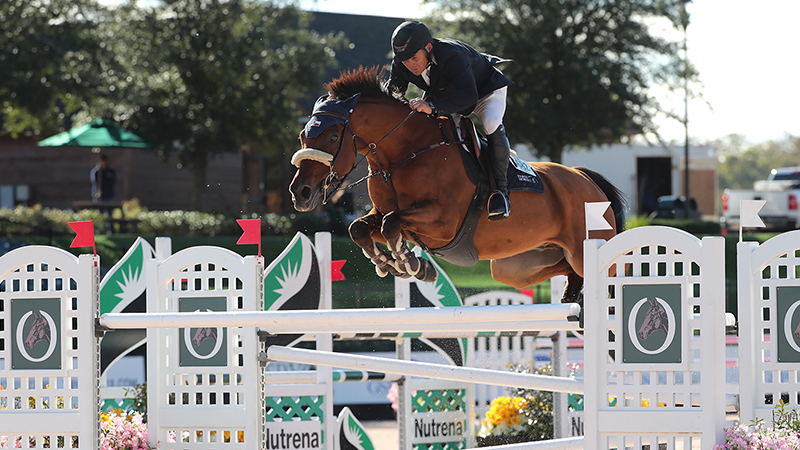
[0,203,339,238]
[626,215,723,235]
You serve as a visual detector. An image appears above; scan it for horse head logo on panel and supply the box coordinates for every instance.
[183,309,224,361]
[628,296,677,356]
[16,309,58,363]
[638,297,669,341]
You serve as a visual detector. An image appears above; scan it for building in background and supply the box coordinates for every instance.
[541,143,717,219]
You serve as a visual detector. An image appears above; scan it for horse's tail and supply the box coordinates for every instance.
[576,167,628,233]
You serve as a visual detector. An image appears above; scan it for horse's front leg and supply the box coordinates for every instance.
[348,210,407,278]
[381,211,438,283]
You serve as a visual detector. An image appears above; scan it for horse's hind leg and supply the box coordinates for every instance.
[381,211,438,283]
[349,211,407,278]
[491,248,584,301]
[490,247,571,289]
[563,271,583,303]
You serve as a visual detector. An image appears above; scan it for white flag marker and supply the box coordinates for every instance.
[585,201,612,239]
[739,199,766,242]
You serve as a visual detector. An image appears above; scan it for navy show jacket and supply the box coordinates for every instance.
[388,38,512,116]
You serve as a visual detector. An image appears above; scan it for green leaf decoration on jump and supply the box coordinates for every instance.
[420,250,461,308]
[337,407,374,450]
[410,251,467,366]
[99,237,154,315]
[264,232,319,311]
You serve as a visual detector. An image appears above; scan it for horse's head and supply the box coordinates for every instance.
[290,93,362,211]
[290,66,409,212]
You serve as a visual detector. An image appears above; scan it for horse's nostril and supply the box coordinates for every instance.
[300,185,312,200]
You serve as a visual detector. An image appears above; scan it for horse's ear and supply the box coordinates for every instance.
[648,297,657,307]
[341,93,361,112]
[312,95,328,113]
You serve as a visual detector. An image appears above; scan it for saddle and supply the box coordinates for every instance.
[454,118,545,193]
[421,117,545,267]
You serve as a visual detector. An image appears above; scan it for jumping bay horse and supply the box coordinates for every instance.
[289,67,625,302]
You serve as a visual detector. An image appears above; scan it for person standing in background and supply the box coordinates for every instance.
[91,153,117,202]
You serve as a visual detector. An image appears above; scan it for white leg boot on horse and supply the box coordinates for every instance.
[487,124,511,221]
[349,213,408,278]
[381,211,438,283]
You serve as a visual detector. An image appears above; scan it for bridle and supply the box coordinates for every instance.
[292,98,463,208]
[292,109,361,205]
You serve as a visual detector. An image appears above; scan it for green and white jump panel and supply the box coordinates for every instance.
[146,239,265,448]
[264,383,328,450]
[404,379,470,450]
[738,229,800,424]
[0,246,99,449]
[583,227,726,449]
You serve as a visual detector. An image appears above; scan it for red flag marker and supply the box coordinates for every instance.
[68,221,96,255]
[519,288,535,302]
[331,260,347,281]
[236,219,261,256]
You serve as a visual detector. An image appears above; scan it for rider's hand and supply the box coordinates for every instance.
[409,98,434,115]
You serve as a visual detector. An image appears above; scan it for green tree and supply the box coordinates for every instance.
[716,134,800,190]
[0,0,116,137]
[425,0,694,163]
[97,0,344,211]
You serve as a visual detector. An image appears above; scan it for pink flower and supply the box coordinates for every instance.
[101,410,153,450]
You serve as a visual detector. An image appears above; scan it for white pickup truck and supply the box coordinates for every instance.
[721,167,800,230]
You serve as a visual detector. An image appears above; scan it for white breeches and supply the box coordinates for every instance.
[473,85,507,135]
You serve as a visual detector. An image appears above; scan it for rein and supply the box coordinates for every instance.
[348,113,463,209]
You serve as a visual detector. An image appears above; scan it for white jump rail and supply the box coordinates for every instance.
[262,320,579,334]
[266,346,584,395]
[98,303,581,330]
[477,437,584,450]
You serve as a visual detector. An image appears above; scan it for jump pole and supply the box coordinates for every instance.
[329,330,568,340]
[474,437,584,450]
[256,320,580,335]
[266,345,584,395]
[99,303,580,330]
[264,370,403,385]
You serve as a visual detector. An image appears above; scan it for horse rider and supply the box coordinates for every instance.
[388,20,513,221]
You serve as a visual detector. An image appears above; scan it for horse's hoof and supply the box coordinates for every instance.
[561,291,584,304]
[415,263,438,283]
[375,266,389,278]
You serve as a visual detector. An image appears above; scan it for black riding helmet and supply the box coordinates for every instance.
[391,21,432,61]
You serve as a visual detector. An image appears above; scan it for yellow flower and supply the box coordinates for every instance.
[483,396,528,427]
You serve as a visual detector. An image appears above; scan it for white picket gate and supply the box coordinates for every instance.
[737,229,800,424]
[0,247,99,449]
[583,226,727,449]
[145,239,265,448]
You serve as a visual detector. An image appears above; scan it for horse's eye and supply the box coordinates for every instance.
[329,134,339,144]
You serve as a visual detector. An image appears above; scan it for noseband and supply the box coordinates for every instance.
[292,112,360,205]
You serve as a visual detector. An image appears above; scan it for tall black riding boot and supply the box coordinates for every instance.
[486,124,511,221]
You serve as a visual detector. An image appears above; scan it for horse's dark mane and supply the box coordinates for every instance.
[324,66,397,102]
